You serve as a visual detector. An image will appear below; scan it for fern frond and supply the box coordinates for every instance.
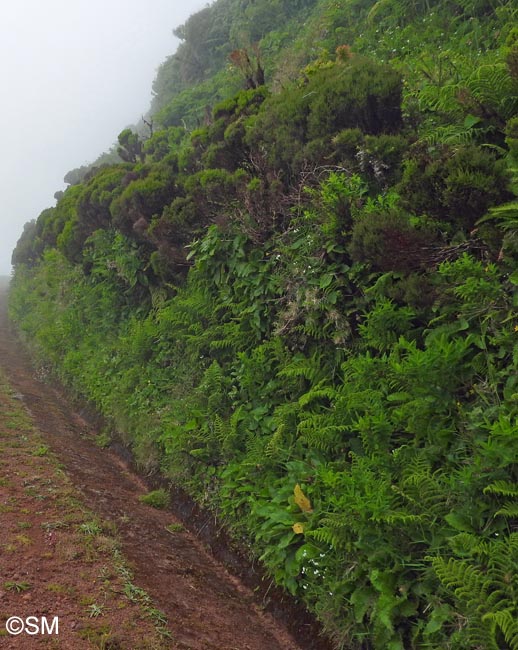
[484,480,518,497]
[209,337,235,350]
[468,64,518,120]
[298,383,337,408]
[422,123,475,147]
[297,415,347,451]
[430,556,486,601]
[495,502,518,519]
[391,462,451,521]
[278,352,327,383]
[431,533,518,649]
[483,610,518,650]
[264,425,289,462]
[478,200,518,230]
[449,532,492,558]
[418,83,461,115]
[243,435,268,466]
[212,414,228,443]
[373,512,422,525]
[307,514,350,549]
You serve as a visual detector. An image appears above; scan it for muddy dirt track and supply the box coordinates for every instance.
[0,284,330,650]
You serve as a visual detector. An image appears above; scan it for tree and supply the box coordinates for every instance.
[117,129,145,164]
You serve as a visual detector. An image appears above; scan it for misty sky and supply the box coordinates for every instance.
[0,0,207,275]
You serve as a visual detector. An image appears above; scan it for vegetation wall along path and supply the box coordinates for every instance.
[0,286,307,650]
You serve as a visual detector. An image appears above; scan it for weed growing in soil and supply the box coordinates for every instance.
[95,431,112,448]
[165,522,184,534]
[32,444,49,456]
[112,548,172,639]
[4,581,31,592]
[138,489,170,509]
[79,520,103,536]
[88,603,107,618]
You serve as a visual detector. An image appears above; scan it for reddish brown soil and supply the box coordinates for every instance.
[0,371,167,650]
[0,286,328,650]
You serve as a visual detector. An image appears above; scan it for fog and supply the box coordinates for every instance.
[0,0,207,275]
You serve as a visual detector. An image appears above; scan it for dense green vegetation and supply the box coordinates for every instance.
[9,0,518,647]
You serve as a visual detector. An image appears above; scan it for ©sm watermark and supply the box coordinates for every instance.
[5,616,59,636]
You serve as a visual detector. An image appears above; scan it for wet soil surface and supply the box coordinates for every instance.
[0,370,167,649]
[0,287,330,650]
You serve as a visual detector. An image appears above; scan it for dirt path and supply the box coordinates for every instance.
[0,367,170,649]
[0,285,315,650]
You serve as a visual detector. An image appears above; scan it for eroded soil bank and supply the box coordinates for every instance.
[0,283,331,650]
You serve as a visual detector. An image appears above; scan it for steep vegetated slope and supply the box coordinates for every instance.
[9,0,518,647]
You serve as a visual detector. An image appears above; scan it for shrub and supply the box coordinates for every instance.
[349,208,434,272]
[398,144,512,232]
[247,55,402,180]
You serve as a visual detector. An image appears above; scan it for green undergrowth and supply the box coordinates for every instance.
[9,0,518,647]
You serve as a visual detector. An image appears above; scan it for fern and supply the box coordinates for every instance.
[483,610,518,650]
[244,432,269,466]
[478,200,518,231]
[306,516,348,549]
[374,512,422,525]
[278,351,328,383]
[212,414,228,444]
[297,418,346,452]
[392,463,451,524]
[418,83,462,116]
[298,381,337,408]
[484,480,518,497]
[422,123,477,147]
[430,533,518,649]
[448,532,492,557]
[468,64,518,121]
[354,412,394,454]
[264,425,286,460]
[495,502,518,519]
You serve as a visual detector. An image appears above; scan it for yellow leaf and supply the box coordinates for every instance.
[294,484,313,513]
[293,522,305,534]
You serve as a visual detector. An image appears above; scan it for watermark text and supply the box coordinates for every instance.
[5,616,59,636]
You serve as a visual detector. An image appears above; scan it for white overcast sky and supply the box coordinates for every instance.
[0,0,208,275]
